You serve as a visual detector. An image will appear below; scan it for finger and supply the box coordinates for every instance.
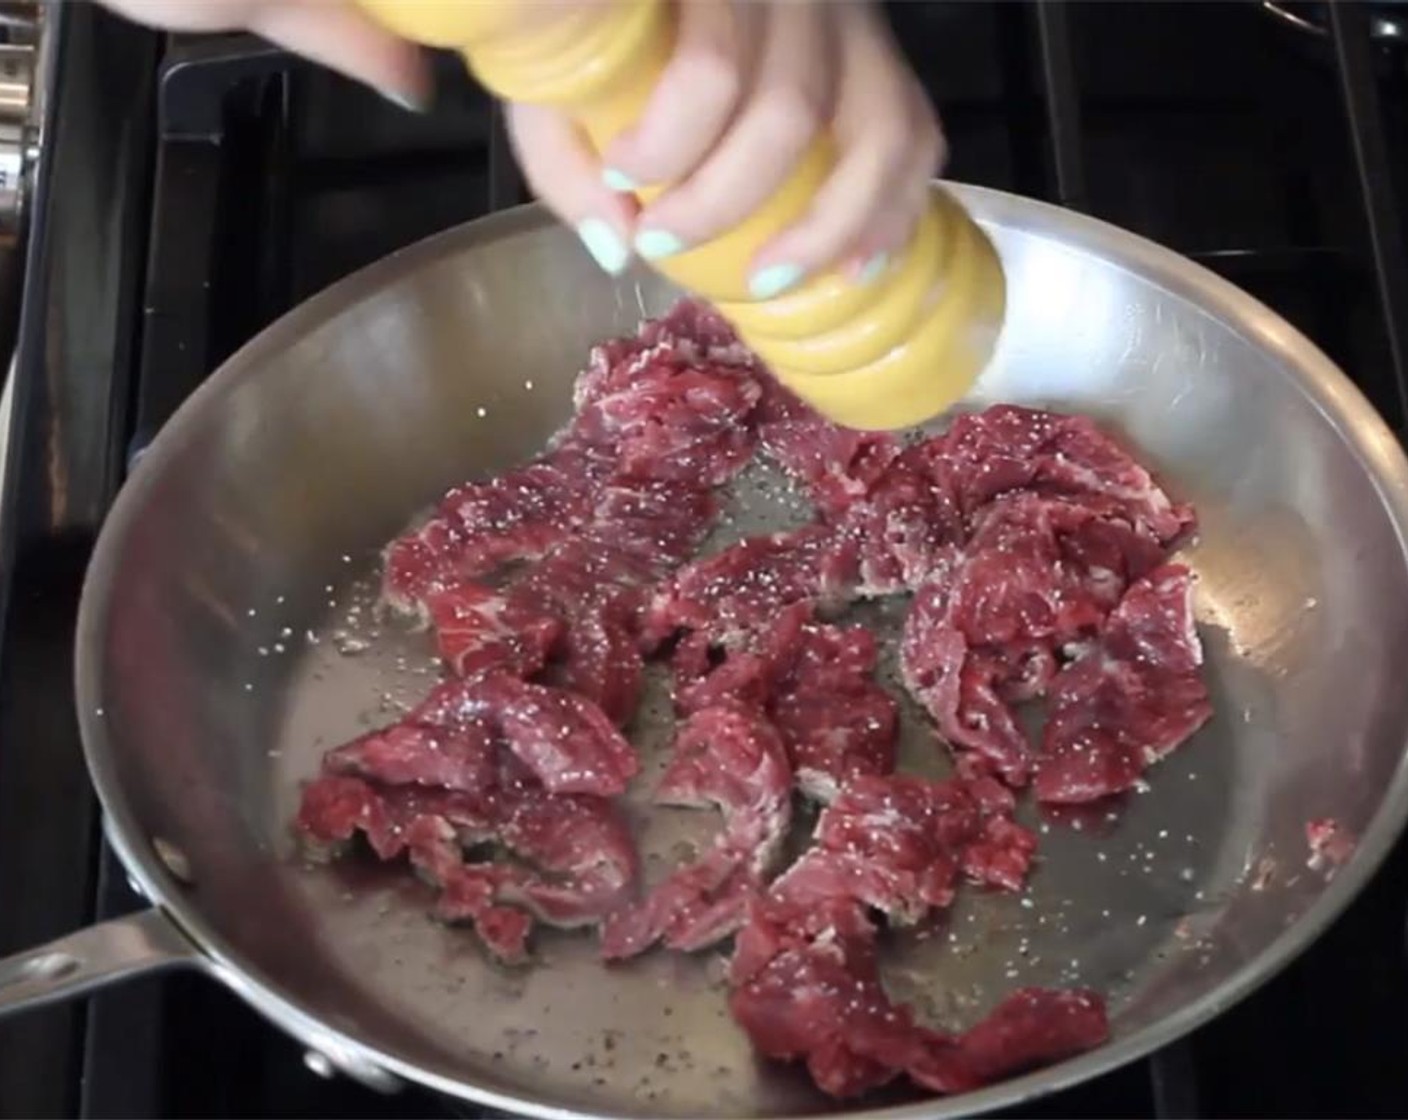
[245,0,431,108]
[599,0,751,194]
[633,2,836,280]
[841,82,946,279]
[507,103,639,276]
[98,0,257,31]
[753,7,944,283]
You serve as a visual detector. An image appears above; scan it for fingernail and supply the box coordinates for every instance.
[602,167,637,193]
[634,228,686,261]
[749,262,804,300]
[576,218,630,276]
[857,251,890,285]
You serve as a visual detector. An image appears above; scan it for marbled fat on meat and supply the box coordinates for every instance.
[381,458,591,614]
[422,581,565,679]
[470,672,640,797]
[295,774,638,963]
[768,623,899,801]
[901,582,1036,785]
[836,443,963,596]
[322,680,501,793]
[728,890,1109,1099]
[900,486,1199,787]
[771,773,1036,925]
[930,404,1196,543]
[756,379,902,516]
[320,672,638,799]
[1035,564,1211,803]
[641,525,857,650]
[667,603,897,801]
[600,705,793,959]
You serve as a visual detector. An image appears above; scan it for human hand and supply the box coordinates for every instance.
[507,0,945,298]
[96,0,430,109]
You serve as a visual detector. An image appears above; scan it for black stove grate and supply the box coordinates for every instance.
[1,3,1407,1118]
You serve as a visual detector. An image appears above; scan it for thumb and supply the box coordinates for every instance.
[506,102,639,276]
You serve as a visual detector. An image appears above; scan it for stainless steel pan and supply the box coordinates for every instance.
[3,183,1408,1119]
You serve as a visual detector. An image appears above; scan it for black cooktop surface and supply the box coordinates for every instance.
[1,3,1406,1117]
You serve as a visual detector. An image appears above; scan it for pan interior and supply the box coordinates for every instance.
[81,192,1408,1118]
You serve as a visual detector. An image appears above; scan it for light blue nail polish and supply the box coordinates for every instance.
[634,228,686,261]
[576,218,630,276]
[749,262,804,300]
[858,251,890,285]
[602,167,637,193]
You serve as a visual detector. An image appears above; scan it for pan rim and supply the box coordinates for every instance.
[74,181,1408,1120]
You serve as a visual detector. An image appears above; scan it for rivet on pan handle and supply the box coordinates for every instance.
[0,908,200,1015]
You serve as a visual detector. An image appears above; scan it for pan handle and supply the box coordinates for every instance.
[0,907,201,1016]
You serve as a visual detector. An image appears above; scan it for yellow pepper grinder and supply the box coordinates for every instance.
[356,0,1006,431]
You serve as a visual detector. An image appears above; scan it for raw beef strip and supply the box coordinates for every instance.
[900,490,1176,785]
[491,785,642,928]
[297,772,428,862]
[755,378,901,516]
[382,458,590,613]
[670,600,813,716]
[769,623,899,801]
[728,891,1108,1099]
[325,674,638,798]
[641,525,857,650]
[570,363,761,487]
[509,482,719,724]
[383,784,639,936]
[583,480,719,574]
[639,299,757,362]
[901,583,1035,786]
[422,581,564,679]
[398,814,536,960]
[771,773,1035,926]
[573,301,758,411]
[600,705,792,959]
[921,986,1111,1091]
[945,492,1170,667]
[1035,564,1212,803]
[672,635,780,718]
[512,545,654,724]
[323,700,499,793]
[836,445,963,596]
[930,405,1195,543]
[471,673,640,797]
[297,776,532,961]
[729,896,922,1097]
[542,591,645,726]
[669,606,896,801]
[297,775,638,962]
[519,539,657,609]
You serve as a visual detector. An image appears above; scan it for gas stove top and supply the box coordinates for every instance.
[1,2,1406,1117]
